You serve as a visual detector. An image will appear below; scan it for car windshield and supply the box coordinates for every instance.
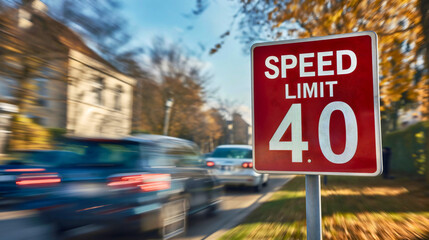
[8,151,80,167]
[211,148,252,159]
[61,140,140,167]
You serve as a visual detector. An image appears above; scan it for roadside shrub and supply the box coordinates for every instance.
[382,121,428,177]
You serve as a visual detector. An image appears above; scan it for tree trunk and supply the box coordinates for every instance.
[418,0,429,184]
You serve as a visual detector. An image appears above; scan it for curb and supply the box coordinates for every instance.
[204,176,294,240]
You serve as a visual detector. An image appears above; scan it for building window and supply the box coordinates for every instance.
[35,78,48,107]
[93,77,104,105]
[114,85,122,111]
[0,76,17,99]
[98,123,103,134]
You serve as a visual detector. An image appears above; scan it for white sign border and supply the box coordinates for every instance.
[251,31,382,176]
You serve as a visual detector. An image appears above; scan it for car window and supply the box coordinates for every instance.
[176,150,203,167]
[61,140,140,167]
[163,146,203,167]
[146,147,175,167]
[211,148,252,159]
[8,151,80,167]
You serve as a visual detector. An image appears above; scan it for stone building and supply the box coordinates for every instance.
[0,103,18,155]
[66,50,134,137]
[0,0,135,150]
[231,113,252,145]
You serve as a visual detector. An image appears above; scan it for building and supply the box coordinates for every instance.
[231,112,252,145]
[0,0,135,152]
[67,50,134,137]
[0,103,18,155]
[221,112,251,146]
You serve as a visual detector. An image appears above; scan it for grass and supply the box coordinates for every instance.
[220,176,429,240]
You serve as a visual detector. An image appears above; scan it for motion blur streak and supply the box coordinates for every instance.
[76,205,109,213]
[5,168,46,172]
[108,173,171,191]
[16,173,61,186]
[16,178,61,186]
[140,181,171,192]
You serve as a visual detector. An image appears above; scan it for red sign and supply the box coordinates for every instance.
[252,32,382,176]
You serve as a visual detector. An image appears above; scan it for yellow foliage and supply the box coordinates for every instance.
[9,114,52,150]
[237,0,425,116]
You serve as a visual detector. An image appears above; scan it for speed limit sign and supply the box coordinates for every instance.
[251,32,382,176]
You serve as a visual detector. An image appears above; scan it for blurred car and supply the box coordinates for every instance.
[0,150,79,206]
[205,145,269,192]
[25,135,222,239]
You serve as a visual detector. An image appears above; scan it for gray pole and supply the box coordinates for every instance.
[163,98,174,136]
[163,109,171,135]
[305,175,322,240]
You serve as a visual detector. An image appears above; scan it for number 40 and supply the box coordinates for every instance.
[269,102,358,164]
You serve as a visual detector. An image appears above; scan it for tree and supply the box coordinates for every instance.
[135,77,165,134]
[203,0,426,132]
[418,0,429,184]
[9,114,51,150]
[144,37,223,149]
[419,0,429,119]
[43,0,132,68]
[203,108,224,151]
[197,0,429,180]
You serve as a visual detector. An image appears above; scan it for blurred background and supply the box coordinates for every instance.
[0,0,428,239]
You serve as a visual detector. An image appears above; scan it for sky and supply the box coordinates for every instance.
[119,0,252,123]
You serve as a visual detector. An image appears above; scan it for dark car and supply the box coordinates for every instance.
[0,150,79,206]
[25,135,222,239]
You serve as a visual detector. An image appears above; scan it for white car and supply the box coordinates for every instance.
[205,145,269,192]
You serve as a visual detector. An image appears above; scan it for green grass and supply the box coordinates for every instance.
[220,176,429,240]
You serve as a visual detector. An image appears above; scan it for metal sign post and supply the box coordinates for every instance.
[305,175,322,240]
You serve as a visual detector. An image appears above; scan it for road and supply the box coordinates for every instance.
[0,175,293,240]
[180,175,293,240]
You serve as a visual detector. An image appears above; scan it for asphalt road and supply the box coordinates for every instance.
[180,175,293,240]
[0,175,293,240]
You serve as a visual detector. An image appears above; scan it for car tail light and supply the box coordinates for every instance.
[16,173,61,187]
[242,162,253,168]
[5,168,46,172]
[108,173,171,192]
[206,161,215,167]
